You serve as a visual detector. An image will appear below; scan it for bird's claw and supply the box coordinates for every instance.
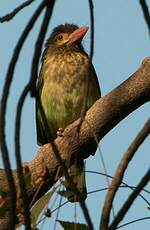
[57,127,64,137]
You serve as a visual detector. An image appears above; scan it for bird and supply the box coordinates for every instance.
[36,23,101,202]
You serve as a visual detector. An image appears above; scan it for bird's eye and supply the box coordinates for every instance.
[58,34,63,40]
[54,34,63,42]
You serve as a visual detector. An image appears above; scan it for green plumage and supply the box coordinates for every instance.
[36,24,101,201]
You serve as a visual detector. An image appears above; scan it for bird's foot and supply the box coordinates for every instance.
[57,127,64,137]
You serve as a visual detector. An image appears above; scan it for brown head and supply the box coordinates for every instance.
[42,24,89,57]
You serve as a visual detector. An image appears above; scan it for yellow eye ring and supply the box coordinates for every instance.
[54,33,68,44]
[58,35,63,40]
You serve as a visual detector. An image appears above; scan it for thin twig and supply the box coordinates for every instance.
[36,188,60,228]
[15,83,31,228]
[0,123,16,229]
[49,187,61,211]
[139,0,150,38]
[0,0,35,23]
[74,202,77,230]
[34,170,150,227]
[37,188,150,229]
[88,0,94,59]
[30,181,44,209]
[88,186,142,195]
[117,216,150,229]
[86,170,150,206]
[0,1,47,228]
[24,169,150,227]
[85,119,115,217]
[30,0,56,97]
[53,193,63,230]
[14,3,56,226]
[108,167,150,230]
[85,9,115,211]
[14,1,50,226]
[50,183,150,216]
[51,201,68,215]
[77,3,100,210]
[78,0,96,124]
[99,118,150,230]
[50,142,94,230]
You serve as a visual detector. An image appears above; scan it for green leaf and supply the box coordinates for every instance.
[77,165,86,193]
[59,179,69,188]
[58,220,89,230]
[31,187,56,226]
[15,222,22,229]
[58,190,73,199]
[23,165,32,192]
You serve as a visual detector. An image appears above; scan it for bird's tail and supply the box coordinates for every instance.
[66,158,87,202]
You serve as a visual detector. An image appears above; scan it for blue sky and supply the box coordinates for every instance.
[0,1,150,229]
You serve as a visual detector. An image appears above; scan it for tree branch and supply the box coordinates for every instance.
[0,1,48,229]
[0,0,35,23]
[15,83,32,228]
[108,167,150,230]
[30,0,56,97]
[88,0,94,59]
[139,0,150,38]
[0,57,150,227]
[14,2,55,228]
[100,118,150,230]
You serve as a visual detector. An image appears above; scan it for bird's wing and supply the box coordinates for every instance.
[36,67,48,145]
[91,63,101,98]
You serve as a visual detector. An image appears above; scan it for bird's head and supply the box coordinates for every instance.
[45,24,88,52]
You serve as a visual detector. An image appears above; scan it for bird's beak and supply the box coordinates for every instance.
[67,26,89,45]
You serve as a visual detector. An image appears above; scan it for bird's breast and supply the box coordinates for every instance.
[43,51,89,84]
[39,50,99,132]
[41,51,89,113]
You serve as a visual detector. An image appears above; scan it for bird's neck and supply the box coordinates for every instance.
[42,44,86,61]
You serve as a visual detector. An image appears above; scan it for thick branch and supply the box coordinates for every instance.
[0,57,150,226]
